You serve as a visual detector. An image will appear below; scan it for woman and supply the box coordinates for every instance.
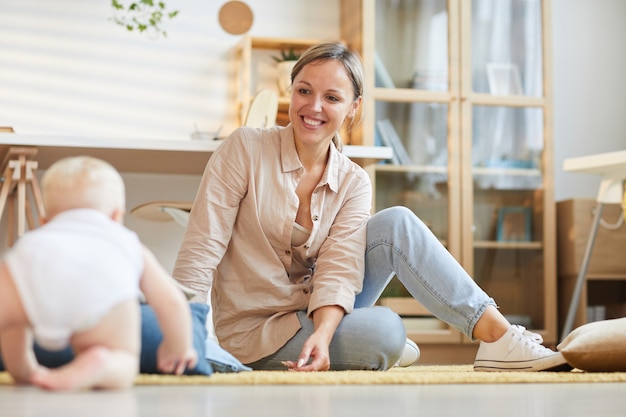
[173,41,567,372]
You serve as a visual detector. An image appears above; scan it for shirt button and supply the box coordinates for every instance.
[303,288,309,294]
[312,215,319,221]
[304,245,310,249]
[285,250,291,255]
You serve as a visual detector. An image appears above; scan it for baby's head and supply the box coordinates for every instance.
[41,156,126,222]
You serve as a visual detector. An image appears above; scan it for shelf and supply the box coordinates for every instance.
[378,300,461,344]
[373,87,453,103]
[562,273,626,281]
[378,297,430,316]
[558,274,626,331]
[248,36,321,51]
[234,35,321,126]
[587,274,626,281]
[343,145,393,166]
[473,240,543,249]
[375,164,447,174]
[472,167,541,177]
[0,133,392,175]
[468,92,545,107]
[374,164,540,178]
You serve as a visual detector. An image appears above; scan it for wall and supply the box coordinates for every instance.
[552,0,626,201]
[0,0,340,138]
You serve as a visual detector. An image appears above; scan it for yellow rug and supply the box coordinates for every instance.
[4,365,623,386]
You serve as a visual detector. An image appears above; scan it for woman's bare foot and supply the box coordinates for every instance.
[31,346,111,391]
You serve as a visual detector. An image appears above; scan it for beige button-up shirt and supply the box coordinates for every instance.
[173,125,372,364]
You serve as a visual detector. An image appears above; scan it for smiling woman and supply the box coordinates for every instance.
[172,42,392,372]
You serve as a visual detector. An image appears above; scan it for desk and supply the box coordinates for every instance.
[561,150,626,340]
[563,150,626,204]
[0,133,393,175]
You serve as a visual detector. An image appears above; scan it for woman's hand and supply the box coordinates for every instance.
[282,305,344,372]
[282,331,331,371]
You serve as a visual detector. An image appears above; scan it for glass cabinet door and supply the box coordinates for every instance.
[374,0,449,92]
[375,102,450,243]
[372,0,462,342]
[373,0,455,248]
[462,0,554,337]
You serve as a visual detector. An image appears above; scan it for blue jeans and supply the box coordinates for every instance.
[248,206,495,371]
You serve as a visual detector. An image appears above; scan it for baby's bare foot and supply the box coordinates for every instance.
[31,346,110,391]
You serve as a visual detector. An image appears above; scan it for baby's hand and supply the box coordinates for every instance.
[157,343,198,375]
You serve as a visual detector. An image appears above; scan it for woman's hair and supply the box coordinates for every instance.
[291,41,364,150]
[42,156,126,218]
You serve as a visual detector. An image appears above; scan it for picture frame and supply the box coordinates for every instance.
[486,63,523,96]
[496,206,532,242]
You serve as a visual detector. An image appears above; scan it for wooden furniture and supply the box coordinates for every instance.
[558,151,626,340]
[341,0,557,360]
[234,36,321,128]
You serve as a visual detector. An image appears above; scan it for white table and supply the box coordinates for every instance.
[561,150,626,340]
[0,133,393,175]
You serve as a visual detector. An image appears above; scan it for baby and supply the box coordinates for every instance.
[0,156,197,390]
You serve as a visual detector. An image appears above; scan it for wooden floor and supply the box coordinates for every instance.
[0,382,624,416]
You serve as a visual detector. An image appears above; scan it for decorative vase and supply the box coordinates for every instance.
[277,60,297,97]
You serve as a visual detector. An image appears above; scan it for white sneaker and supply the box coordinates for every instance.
[394,338,420,367]
[473,325,570,372]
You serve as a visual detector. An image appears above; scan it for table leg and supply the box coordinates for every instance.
[560,201,604,341]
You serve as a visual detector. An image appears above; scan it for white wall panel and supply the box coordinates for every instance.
[0,0,340,140]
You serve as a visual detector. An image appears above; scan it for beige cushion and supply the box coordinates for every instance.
[557,317,626,372]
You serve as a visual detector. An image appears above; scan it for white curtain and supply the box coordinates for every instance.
[472,0,543,189]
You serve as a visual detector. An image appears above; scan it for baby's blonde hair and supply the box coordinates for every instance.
[42,156,126,219]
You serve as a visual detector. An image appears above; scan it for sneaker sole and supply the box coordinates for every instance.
[474,352,572,372]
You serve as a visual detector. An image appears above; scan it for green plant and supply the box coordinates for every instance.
[271,48,301,63]
[110,0,179,38]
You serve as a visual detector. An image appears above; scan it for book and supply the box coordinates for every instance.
[376,119,412,165]
[374,53,395,89]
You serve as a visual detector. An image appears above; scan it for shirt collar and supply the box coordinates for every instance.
[280,124,340,193]
[280,125,302,173]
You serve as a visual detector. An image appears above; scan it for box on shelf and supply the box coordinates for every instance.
[557,199,626,276]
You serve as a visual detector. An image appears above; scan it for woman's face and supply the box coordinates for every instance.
[289,59,360,149]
